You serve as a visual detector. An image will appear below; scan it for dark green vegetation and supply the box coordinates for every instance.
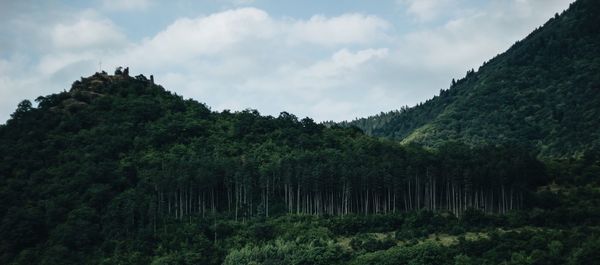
[1,69,550,264]
[344,0,600,157]
[1,71,598,265]
[1,0,600,264]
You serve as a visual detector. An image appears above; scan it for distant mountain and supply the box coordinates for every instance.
[345,0,600,157]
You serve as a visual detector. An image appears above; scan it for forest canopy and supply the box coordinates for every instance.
[0,70,550,264]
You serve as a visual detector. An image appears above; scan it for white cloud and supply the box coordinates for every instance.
[37,52,96,76]
[238,48,389,93]
[288,14,390,46]
[102,0,153,11]
[300,48,389,79]
[114,8,389,69]
[117,8,274,68]
[227,0,256,5]
[396,0,573,76]
[399,0,455,21]
[52,13,127,50]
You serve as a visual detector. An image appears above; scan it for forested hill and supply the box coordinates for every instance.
[0,68,551,263]
[344,0,600,157]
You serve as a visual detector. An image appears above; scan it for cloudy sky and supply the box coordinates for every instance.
[0,0,573,123]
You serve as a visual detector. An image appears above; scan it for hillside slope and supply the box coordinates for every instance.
[347,0,600,157]
[0,70,549,264]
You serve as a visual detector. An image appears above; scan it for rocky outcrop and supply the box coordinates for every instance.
[59,67,156,113]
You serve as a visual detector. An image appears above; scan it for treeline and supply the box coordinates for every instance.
[129,140,545,224]
[0,72,548,263]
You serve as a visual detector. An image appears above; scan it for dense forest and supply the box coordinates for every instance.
[0,70,598,265]
[343,0,600,157]
[0,70,551,263]
[1,0,600,264]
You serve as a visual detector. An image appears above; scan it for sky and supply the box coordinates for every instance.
[0,0,574,123]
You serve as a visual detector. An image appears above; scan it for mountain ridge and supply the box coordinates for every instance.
[343,0,600,157]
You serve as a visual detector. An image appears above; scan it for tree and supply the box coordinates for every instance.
[10,100,32,119]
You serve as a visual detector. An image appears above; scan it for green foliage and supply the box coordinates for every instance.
[568,238,600,265]
[350,242,452,265]
[1,2,600,264]
[349,233,395,252]
[345,0,600,158]
[223,239,349,265]
[0,70,549,263]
